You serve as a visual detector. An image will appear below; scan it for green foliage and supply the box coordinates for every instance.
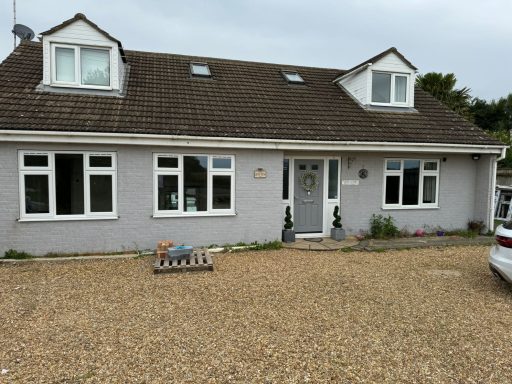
[468,220,485,234]
[416,72,473,120]
[3,249,34,259]
[369,214,399,239]
[332,205,342,228]
[471,94,512,132]
[223,240,282,253]
[284,206,293,230]
[445,229,477,238]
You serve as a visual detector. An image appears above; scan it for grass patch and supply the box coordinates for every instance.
[221,240,282,253]
[445,230,477,238]
[3,249,34,259]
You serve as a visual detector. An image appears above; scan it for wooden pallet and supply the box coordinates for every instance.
[154,249,213,274]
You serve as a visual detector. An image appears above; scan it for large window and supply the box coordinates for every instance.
[371,72,408,105]
[18,151,117,220]
[52,44,111,87]
[154,154,235,216]
[383,159,439,208]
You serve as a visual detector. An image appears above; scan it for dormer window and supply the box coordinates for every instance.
[282,71,305,84]
[52,44,111,88]
[190,62,211,78]
[371,72,408,105]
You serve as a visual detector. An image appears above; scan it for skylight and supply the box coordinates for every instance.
[190,62,211,77]
[282,71,305,84]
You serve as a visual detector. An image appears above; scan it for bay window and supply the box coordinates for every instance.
[154,154,235,216]
[18,151,117,220]
[52,44,111,87]
[383,159,439,208]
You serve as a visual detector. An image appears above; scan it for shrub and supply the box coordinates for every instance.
[332,206,342,228]
[3,249,34,259]
[468,220,484,234]
[284,206,293,230]
[369,214,399,239]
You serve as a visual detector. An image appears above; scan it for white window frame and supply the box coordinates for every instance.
[18,151,117,221]
[190,62,211,77]
[371,71,409,107]
[153,153,235,217]
[51,43,112,90]
[382,158,440,209]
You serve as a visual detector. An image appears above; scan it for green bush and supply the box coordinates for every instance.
[3,249,34,259]
[284,206,293,230]
[332,206,342,228]
[369,214,399,239]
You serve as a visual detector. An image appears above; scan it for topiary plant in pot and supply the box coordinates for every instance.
[282,206,295,243]
[331,205,346,241]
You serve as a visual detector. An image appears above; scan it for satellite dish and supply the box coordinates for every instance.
[12,24,35,41]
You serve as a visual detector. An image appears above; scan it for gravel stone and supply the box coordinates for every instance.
[1,246,511,383]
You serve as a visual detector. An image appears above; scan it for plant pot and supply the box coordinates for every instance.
[331,228,346,241]
[282,229,295,243]
[436,230,445,237]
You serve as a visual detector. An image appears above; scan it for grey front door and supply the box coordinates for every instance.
[294,159,323,233]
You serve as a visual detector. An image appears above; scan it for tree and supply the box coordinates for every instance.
[416,72,472,120]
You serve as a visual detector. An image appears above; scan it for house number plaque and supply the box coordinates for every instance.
[254,168,267,178]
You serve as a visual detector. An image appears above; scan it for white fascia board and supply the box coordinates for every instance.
[332,63,372,83]
[0,129,506,155]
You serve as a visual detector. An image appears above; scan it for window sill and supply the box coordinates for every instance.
[381,206,439,210]
[18,216,119,222]
[152,212,237,218]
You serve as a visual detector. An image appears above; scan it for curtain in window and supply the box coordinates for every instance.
[423,176,437,204]
[80,48,110,86]
[55,47,75,82]
[394,76,407,103]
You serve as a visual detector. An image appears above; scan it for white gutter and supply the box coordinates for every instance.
[0,129,506,155]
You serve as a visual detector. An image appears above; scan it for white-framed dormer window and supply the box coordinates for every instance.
[383,159,439,209]
[18,151,117,221]
[52,43,111,88]
[371,72,409,106]
[153,153,235,217]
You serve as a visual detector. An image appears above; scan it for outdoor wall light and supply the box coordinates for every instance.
[472,154,481,160]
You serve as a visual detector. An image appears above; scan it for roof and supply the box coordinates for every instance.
[40,13,126,63]
[0,41,502,146]
[343,47,418,76]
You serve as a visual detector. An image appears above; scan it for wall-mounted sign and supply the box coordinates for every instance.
[342,179,359,186]
[254,168,267,178]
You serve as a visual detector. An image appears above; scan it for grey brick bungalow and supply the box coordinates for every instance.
[0,14,506,255]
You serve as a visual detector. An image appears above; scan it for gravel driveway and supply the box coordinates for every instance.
[1,246,511,383]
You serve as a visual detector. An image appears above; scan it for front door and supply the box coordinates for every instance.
[294,159,323,233]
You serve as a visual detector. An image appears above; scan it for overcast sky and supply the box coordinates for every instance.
[1,0,510,100]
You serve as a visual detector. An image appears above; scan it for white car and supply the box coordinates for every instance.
[489,223,512,283]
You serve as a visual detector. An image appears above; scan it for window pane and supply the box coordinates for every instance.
[157,156,178,168]
[55,47,75,82]
[24,175,49,214]
[24,155,48,167]
[402,160,420,205]
[191,63,210,76]
[282,159,289,200]
[184,156,208,212]
[212,175,231,210]
[423,176,437,204]
[372,73,391,103]
[90,175,113,212]
[55,154,84,215]
[158,175,179,211]
[394,76,407,103]
[284,72,304,83]
[89,156,112,168]
[80,48,110,86]
[386,160,401,171]
[328,159,339,199]
[385,175,400,204]
[212,157,232,169]
[424,161,438,171]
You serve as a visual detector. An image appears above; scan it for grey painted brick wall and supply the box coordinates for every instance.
[0,143,496,256]
[337,152,492,234]
[0,143,284,255]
